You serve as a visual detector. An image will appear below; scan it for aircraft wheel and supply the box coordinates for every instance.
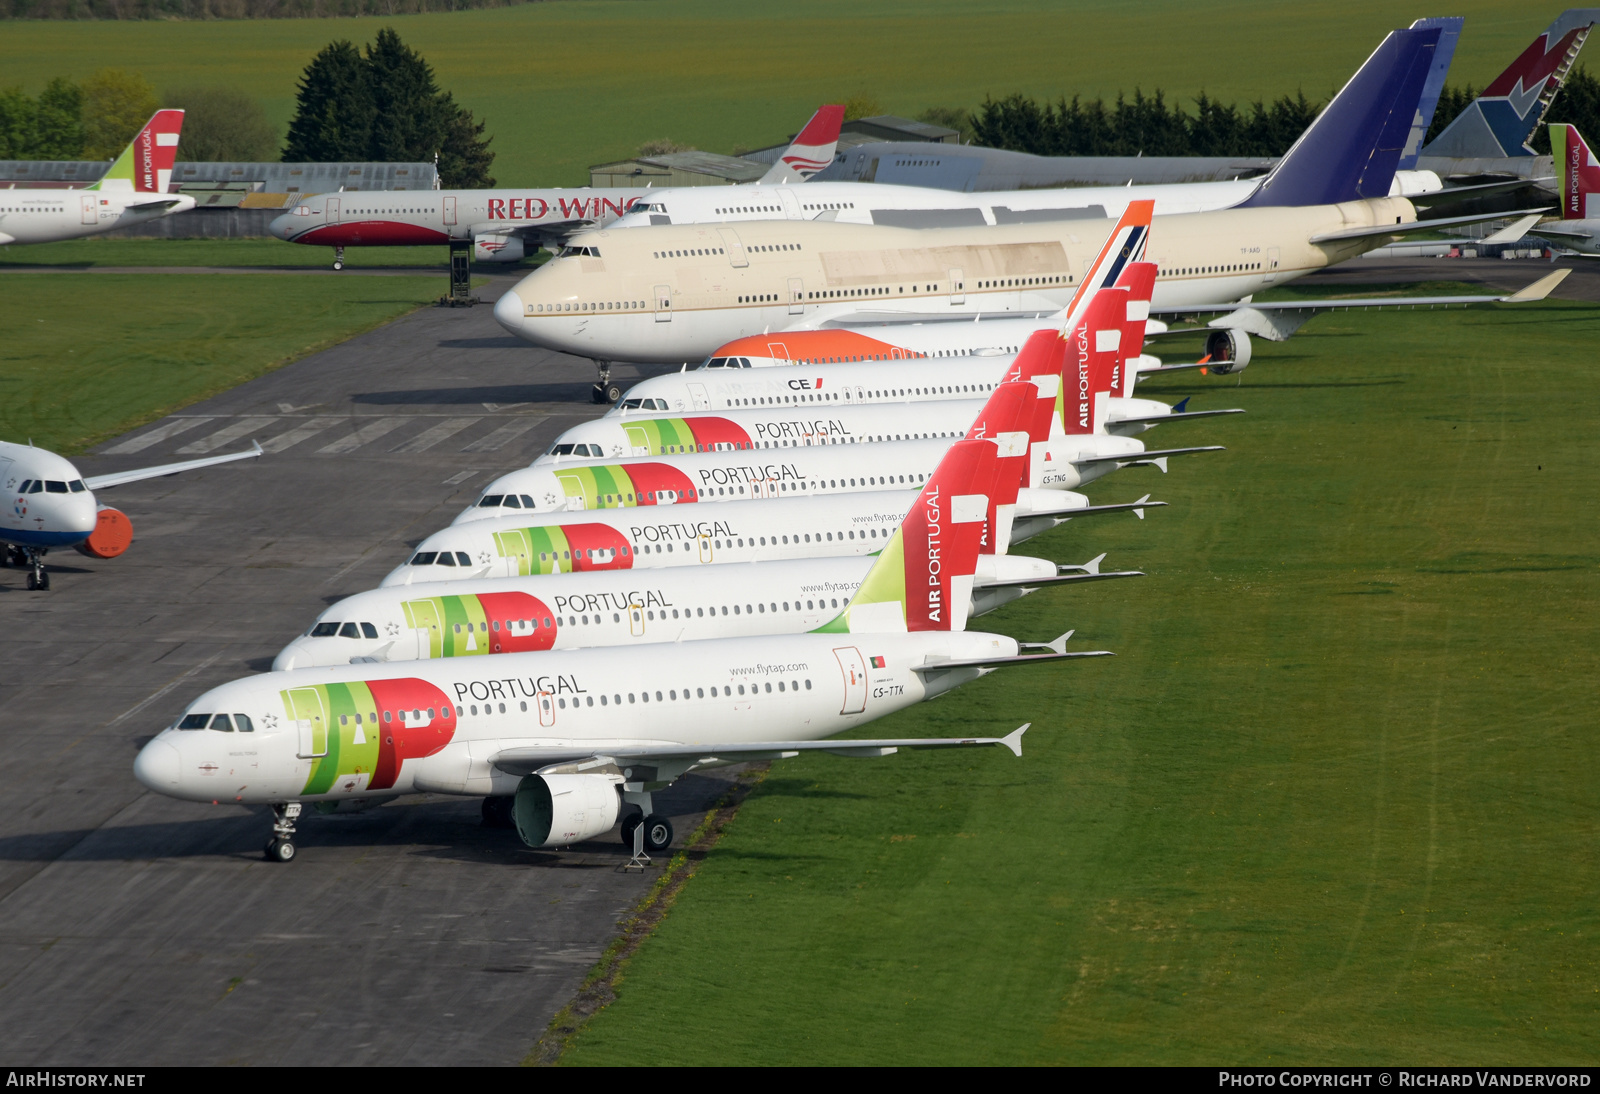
[620,813,643,850]
[37,569,48,591]
[603,382,623,405]
[265,838,296,862]
[26,571,38,591]
[641,814,673,853]
[332,259,344,271]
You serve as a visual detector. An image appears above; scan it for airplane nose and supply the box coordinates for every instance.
[268,213,295,240]
[271,642,303,671]
[133,739,181,792]
[493,288,525,334]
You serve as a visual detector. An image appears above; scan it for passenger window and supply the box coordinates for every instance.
[178,713,210,730]
[411,552,437,565]
[234,714,254,732]
[361,623,378,639]
[339,623,360,638]
[209,714,234,732]
[311,622,340,637]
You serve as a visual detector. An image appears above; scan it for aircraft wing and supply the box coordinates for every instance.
[83,442,262,491]
[469,219,594,244]
[1411,177,1556,209]
[974,569,1144,590]
[1108,408,1245,425]
[488,724,1033,776]
[124,197,189,212]
[1527,224,1596,241]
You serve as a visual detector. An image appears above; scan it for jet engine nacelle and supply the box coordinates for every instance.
[74,506,132,559]
[473,233,527,263]
[513,772,621,848]
[1204,328,1251,375]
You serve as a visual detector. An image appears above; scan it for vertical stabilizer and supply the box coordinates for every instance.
[1058,288,1128,437]
[820,440,996,635]
[1240,27,1439,207]
[90,110,186,194]
[1047,199,1153,335]
[1424,10,1600,159]
[1110,262,1158,398]
[759,105,847,184]
[1552,123,1600,217]
[1400,17,1465,169]
[962,381,1041,556]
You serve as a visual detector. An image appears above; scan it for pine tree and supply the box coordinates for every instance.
[364,28,445,163]
[1538,65,1600,153]
[282,40,374,162]
[437,93,496,187]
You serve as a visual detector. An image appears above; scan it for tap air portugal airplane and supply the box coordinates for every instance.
[459,281,1219,523]
[136,432,1110,863]
[493,27,1550,389]
[0,111,193,245]
[1,438,261,590]
[268,106,845,269]
[1528,123,1600,253]
[275,399,1137,669]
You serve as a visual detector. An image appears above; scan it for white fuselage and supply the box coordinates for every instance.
[133,629,1020,806]
[0,440,99,548]
[274,551,1058,670]
[0,187,196,245]
[383,484,1093,587]
[491,198,1415,363]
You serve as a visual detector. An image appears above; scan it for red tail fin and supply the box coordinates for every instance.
[1554,123,1600,219]
[963,380,1039,554]
[1111,261,1158,398]
[1060,288,1127,436]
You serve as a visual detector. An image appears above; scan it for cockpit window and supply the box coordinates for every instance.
[26,481,42,494]
[235,714,254,732]
[705,357,729,369]
[68,480,86,493]
[478,494,504,508]
[520,494,536,508]
[311,622,340,637]
[361,622,378,639]
[456,551,471,565]
[209,714,235,732]
[178,713,210,730]
[45,481,68,493]
[502,494,522,509]
[339,622,360,638]
[437,553,456,567]
[411,551,437,565]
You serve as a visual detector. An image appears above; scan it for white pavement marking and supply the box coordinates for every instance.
[260,416,346,454]
[105,651,225,728]
[103,418,216,455]
[461,418,545,453]
[442,469,486,485]
[317,417,408,454]
[391,417,481,453]
[176,417,279,455]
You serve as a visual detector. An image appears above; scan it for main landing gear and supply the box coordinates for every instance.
[620,812,673,854]
[481,795,515,829]
[332,246,345,271]
[591,359,621,405]
[264,802,302,862]
[6,546,50,591]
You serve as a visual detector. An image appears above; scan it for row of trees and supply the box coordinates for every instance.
[283,30,494,186]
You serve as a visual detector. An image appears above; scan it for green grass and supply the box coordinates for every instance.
[559,300,1600,1065]
[0,0,1554,186]
[0,237,451,267]
[0,273,440,452]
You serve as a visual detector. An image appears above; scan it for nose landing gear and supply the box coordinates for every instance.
[591,360,621,404]
[332,246,345,271]
[264,802,302,862]
[8,546,50,591]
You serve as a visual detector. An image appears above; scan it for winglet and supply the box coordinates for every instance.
[1000,723,1030,757]
[1066,552,1107,576]
[1132,493,1153,520]
[1504,269,1571,302]
[1480,213,1544,245]
[1022,630,1074,655]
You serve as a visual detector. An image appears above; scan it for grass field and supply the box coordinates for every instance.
[0,273,439,452]
[0,0,1555,187]
[558,299,1600,1065]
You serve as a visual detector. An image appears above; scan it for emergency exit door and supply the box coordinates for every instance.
[833,647,868,715]
[654,284,672,322]
[81,196,96,225]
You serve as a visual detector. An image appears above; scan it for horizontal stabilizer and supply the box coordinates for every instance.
[84,441,262,491]
[1307,207,1551,244]
[1023,494,1167,520]
[910,648,1112,675]
[1110,408,1246,425]
[1072,445,1225,466]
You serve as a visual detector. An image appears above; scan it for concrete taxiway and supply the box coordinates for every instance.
[0,277,717,1065]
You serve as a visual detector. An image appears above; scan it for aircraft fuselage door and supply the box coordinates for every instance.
[949,267,965,305]
[654,284,672,322]
[698,536,713,563]
[288,687,329,758]
[833,647,868,715]
[443,195,457,226]
[1265,247,1280,281]
[788,277,805,315]
[81,195,97,225]
[687,382,710,411]
[717,227,749,267]
[777,188,802,220]
[624,424,652,456]
[325,197,340,225]
[768,341,791,364]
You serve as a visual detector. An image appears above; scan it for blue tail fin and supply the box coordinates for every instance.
[1240,26,1440,208]
[1399,17,1465,170]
